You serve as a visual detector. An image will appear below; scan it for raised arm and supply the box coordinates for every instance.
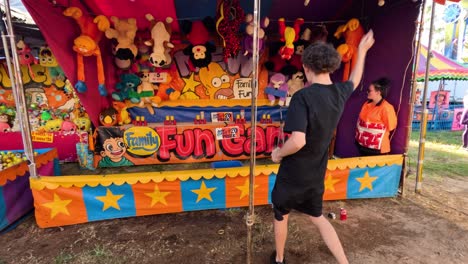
[349,29,375,89]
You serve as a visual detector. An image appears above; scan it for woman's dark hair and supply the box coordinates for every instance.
[371,77,391,98]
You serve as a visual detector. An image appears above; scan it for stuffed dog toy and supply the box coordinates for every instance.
[145,14,174,68]
[105,16,138,70]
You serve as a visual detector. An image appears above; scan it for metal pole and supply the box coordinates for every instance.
[1,0,37,178]
[246,0,261,263]
[416,0,437,193]
[403,0,427,196]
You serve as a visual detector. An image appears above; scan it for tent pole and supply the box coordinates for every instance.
[403,0,428,197]
[1,0,37,178]
[246,0,261,263]
[416,0,437,194]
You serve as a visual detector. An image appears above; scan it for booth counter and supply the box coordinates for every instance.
[0,148,59,231]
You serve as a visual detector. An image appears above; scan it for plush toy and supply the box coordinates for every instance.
[16,40,38,78]
[182,17,216,69]
[216,0,245,61]
[242,14,269,57]
[61,120,77,133]
[112,73,141,103]
[153,70,182,104]
[278,18,304,60]
[265,73,288,106]
[63,7,110,96]
[287,71,305,97]
[136,70,159,112]
[44,119,63,132]
[105,16,138,70]
[0,113,11,132]
[99,107,118,127]
[144,15,174,68]
[112,101,132,125]
[334,18,364,81]
[39,46,65,85]
[74,115,92,132]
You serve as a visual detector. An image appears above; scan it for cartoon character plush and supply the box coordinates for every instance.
[0,113,11,132]
[287,71,305,97]
[334,18,364,81]
[44,119,64,132]
[144,15,174,68]
[99,107,118,127]
[242,14,269,57]
[278,18,304,60]
[105,16,138,70]
[199,62,233,100]
[265,73,288,106]
[39,46,65,85]
[153,71,182,104]
[182,17,216,69]
[17,40,38,78]
[216,0,245,60]
[112,73,141,103]
[61,120,77,133]
[136,70,159,112]
[112,101,132,125]
[63,7,110,96]
[74,115,92,132]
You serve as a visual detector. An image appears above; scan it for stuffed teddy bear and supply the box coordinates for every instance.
[144,15,174,68]
[216,0,244,61]
[278,18,304,60]
[334,18,364,81]
[182,17,216,70]
[63,6,110,96]
[105,16,138,70]
[242,14,269,57]
[112,73,141,103]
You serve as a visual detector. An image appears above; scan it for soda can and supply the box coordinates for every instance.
[340,208,347,221]
[327,212,336,219]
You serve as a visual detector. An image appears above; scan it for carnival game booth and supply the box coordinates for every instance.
[22,0,419,228]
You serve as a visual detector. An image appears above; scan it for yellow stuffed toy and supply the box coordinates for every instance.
[105,16,138,70]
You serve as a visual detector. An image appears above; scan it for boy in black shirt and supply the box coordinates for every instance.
[270,30,375,264]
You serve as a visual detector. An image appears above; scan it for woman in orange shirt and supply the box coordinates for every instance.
[355,77,397,155]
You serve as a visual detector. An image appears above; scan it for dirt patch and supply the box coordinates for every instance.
[1,166,467,264]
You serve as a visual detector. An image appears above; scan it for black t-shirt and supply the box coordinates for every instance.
[276,81,354,193]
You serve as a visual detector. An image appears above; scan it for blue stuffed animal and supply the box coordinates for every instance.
[112,73,141,103]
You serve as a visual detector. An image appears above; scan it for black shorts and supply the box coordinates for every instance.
[271,181,323,221]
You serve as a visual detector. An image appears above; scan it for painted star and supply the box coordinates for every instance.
[95,188,124,211]
[191,181,217,203]
[41,193,72,219]
[145,184,171,207]
[356,171,378,192]
[182,72,200,93]
[235,179,258,199]
[324,174,340,193]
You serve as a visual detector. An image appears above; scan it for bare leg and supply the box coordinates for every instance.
[309,215,348,264]
[273,214,289,262]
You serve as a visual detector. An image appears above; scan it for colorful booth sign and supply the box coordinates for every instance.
[30,154,403,228]
[94,123,285,167]
[0,148,59,231]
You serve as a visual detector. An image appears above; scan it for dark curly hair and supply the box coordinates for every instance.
[301,42,341,74]
[371,77,391,98]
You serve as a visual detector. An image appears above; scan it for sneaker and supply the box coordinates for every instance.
[270,251,286,264]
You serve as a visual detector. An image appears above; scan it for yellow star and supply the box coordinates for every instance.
[41,193,72,219]
[182,72,200,93]
[95,188,124,211]
[145,184,171,207]
[324,174,340,193]
[191,181,217,203]
[235,179,258,199]
[356,171,378,192]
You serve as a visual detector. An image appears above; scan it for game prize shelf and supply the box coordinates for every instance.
[0,148,60,231]
[29,154,402,228]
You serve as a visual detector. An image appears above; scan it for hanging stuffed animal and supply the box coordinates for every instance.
[105,16,138,70]
[334,18,364,81]
[216,0,245,61]
[63,7,110,96]
[265,73,288,106]
[16,40,38,78]
[144,14,174,68]
[182,17,216,70]
[278,18,304,60]
[39,46,65,85]
[242,14,269,57]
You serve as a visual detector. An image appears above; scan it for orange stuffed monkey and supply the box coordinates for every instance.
[63,7,110,96]
[334,18,364,81]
